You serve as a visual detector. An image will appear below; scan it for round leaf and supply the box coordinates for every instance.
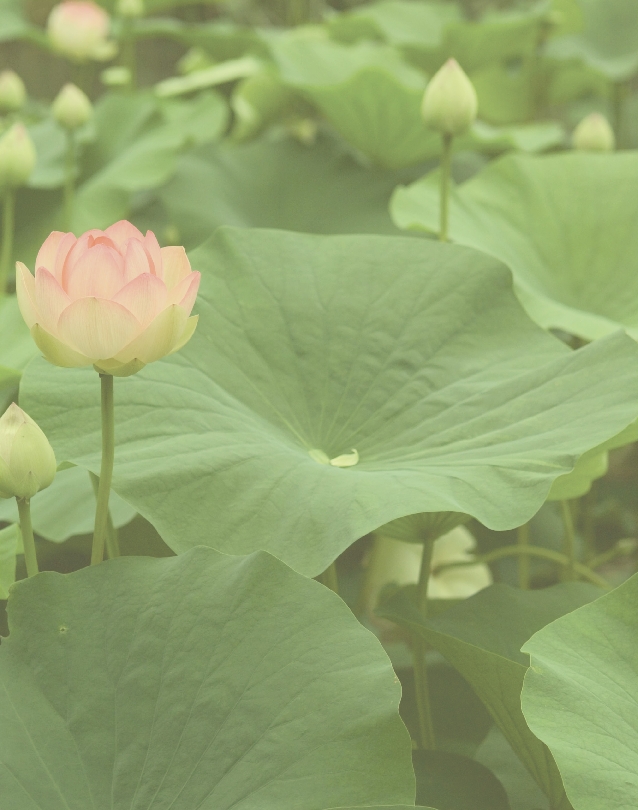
[0,547,414,809]
[20,229,638,576]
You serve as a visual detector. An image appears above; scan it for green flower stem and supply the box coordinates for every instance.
[89,470,120,559]
[120,20,137,89]
[517,521,530,590]
[0,187,15,297]
[91,373,115,566]
[561,500,576,581]
[318,561,339,594]
[16,497,38,578]
[412,537,436,751]
[439,133,453,242]
[63,130,75,231]
[612,80,628,148]
[433,543,609,589]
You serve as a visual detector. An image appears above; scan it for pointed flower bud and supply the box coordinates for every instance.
[52,83,93,130]
[0,124,36,188]
[0,404,56,500]
[0,70,26,113]
[421,58,478,137]
[572,112,615,152]
[47,1,117,62]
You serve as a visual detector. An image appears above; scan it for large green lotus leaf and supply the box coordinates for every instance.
[545,0,638,81]
[546,446,608,501]
[0,546,414,809]
[380,583,602,809]
[328,0,460,49]
[0,295,39,371]
[0,466,136,542]
[391,152,638,341]
[522,571,638,810]
[151,135,422,247]
[21,229,638,576]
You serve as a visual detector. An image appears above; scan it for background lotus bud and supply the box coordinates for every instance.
[362,526,492,624]
[0,124,36,188]
[572,112,615,152]
[0,70,26,113]
[0,404,56,500]
[116,0,144,18]
[47,1,117,62]
[421,59,478,137]
[52,83,93,130]
[17,221,201,376]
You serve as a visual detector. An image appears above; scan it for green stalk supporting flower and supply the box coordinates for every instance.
[52,83,93,230]
[421,59,478,243]
[15,220,201,564]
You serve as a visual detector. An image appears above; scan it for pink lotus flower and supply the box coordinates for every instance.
[47,1,116,62]
[17,221,200,377]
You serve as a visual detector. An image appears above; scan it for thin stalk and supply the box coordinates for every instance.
[16,497,38,577]
[319,561,339,594]
[0,188,15,296]
[63,130,75,231]
[612,81,627,148]
[561,500,576,581]
[517,521,530,590]
[91,373,115,566]
[412,538,436,750]
[89,471,120,559]
[120,19,137,89]
[434,544,609,589]
[439,133,453,242]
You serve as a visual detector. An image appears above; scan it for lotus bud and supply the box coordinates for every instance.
[52,83,93,130]
[0,404,56,500]
[0,70,26,113]
[116,0,144,18]
[47,1,117,62]
[421,58,478,137]
[0,124,36,189]
[572,113,615,152]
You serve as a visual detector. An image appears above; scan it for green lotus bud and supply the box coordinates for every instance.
[116,0,144,17]
[421,58,478,137]
[0,70,26,113]
[52,83,93,130]
[0,404,56,500]
[0,124,36,188]
[572,112,615,152]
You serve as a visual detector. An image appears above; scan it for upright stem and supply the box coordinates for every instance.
[63,130,75,231]
[91,373,115,566]
[0,188,15,296]
[120,20,137,89]
[16,497,38,577]
[517,522,530,589]
[412,538,436,750]
[319,561,339,594]
[612,81,627,148]
[89,470,120,559]
[439,133,453,242]
[561,500,576,581]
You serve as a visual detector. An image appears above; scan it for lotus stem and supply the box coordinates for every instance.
[517,521,530,589]
[433,544,610,589]
[412,537,436,750]
[0,187,14,296]
[561,500,576,581]
[439,133,453,242]
[89,470,120,558]
[16,497,38,577]
[91,373,115,565]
